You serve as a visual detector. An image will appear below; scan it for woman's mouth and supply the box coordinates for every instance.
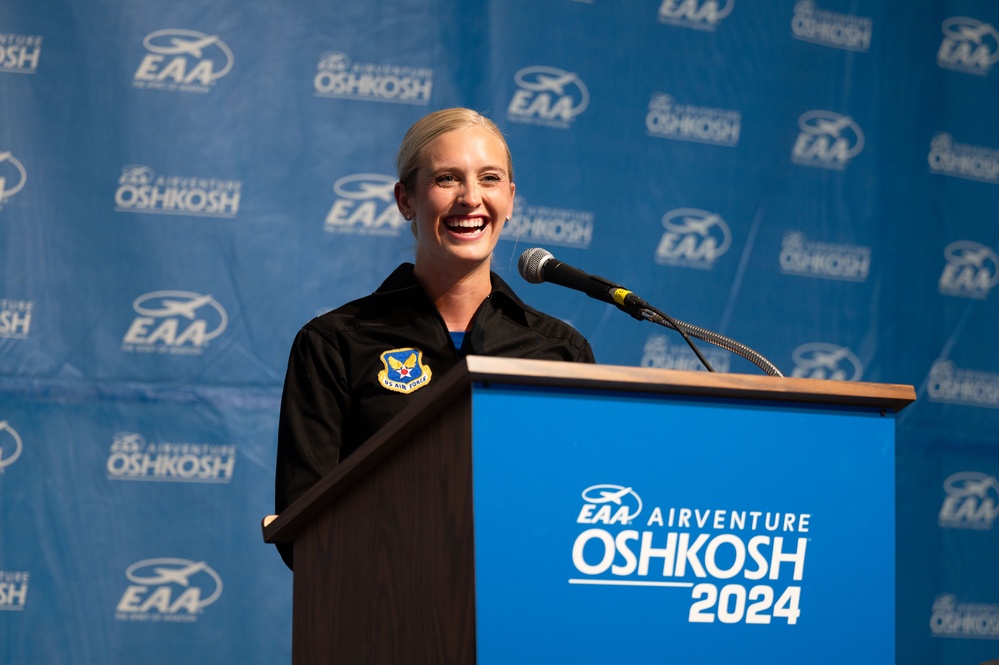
[444,216,488,236]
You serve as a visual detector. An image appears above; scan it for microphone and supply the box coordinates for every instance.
[517,247,648,316]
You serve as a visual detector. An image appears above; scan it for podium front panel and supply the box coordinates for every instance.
[469,383,895,663]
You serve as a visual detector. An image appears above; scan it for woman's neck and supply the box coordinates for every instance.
[414,261,492,332]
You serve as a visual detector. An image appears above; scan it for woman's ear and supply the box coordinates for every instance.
[394,182,414,220]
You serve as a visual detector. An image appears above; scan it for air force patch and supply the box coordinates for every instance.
[378,347,432,394]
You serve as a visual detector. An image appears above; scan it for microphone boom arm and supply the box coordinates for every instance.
[640,304,784,377]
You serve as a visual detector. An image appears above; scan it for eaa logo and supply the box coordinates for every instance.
[938,471,999,530]
[790,342,863,381]
[654,208,731,269]
[116,558,222,622]
[122,291,228,355]
[658,0,734,31]
[507,66,589,129]
[937,17,999,76]
[0,571,29,611]
[938,241,999,299]
[0,299,33,339]
[133,29,233,92]
[324,174,406,236]
[0,151,27,212]
[577,485,643,525]
[0,421,24,473]
[0,34,43,74]
[791,110,864,170]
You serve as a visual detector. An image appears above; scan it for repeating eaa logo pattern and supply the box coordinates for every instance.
[779,231,871,282]
[928,360,999,408]
[114,165,242,218]
[0,151,27,213]
[640,334,731,373]
[0,34,43,74]
[791,1,873,52]
[937,241,999,299]
[930,594,999,640]
[658,0,734,32]
[654,208,731,269]
[501,196,594,249]
[789,343,863,381]
[106,432,237,483]
[0,571,29,611]
[938,471,999,530]
[313,52,434,105]
[133,29,234,93]
[791,110,864,170]
[928,133,999,185]
[0,299,32,339]
[507,66,589,129]
[645,93,742,147]
[115,558,223,622]
[937,17,999,76]
[0,421,23,473]
[122,291,228,355]
[324,173,406,236]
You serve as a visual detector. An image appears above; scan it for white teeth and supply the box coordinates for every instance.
[445,218,486,230]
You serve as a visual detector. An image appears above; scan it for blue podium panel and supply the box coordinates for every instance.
[470,385,895,664]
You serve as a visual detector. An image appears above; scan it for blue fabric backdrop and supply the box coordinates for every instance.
[2,1,998,662]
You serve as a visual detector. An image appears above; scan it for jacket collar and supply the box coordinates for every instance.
[375,263,533,325]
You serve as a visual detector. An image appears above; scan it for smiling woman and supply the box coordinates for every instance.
[272,108,595,569]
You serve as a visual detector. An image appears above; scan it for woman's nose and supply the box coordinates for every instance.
[458,181,482,206]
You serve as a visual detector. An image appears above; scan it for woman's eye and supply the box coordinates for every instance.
[436,174,458,185]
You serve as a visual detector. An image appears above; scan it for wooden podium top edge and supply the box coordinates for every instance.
[263,357,915,544]
[462,356,917,412]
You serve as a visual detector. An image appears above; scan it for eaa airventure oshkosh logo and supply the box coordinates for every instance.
[0,571,29,611]
[928,133,999,185]
[654,208,731,269]
[791,1,873,52]
[324,173,406,236]
[116,558,222,622]
[640,334,731,373]
[791,110,864,170]
[645,93,741,147]
[115,165,242,218]
[0,150,27,213]
[0,421,23,473]
[313,52,433,105]
[122,291,228,355]
[571,483,810,626]
[937,241,999,299]
[928,360,999,409]
[501,196,594,249]
[938,471,999,530]
[0,299,32,339]
[133,29,233,93]
[658,0,734,31]
[790,343,863,381]
[0,34,43,74]
[106,432,236,483]
[779,231,871,282]
[507,66,589,129]
[930,594,999,640]
[937,17,999,76]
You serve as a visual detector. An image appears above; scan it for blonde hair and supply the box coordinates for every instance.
[396,107,514,192]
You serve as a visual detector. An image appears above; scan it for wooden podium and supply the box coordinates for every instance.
[263,357,915,664]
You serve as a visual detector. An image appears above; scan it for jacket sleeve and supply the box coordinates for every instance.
[273,326,349,568]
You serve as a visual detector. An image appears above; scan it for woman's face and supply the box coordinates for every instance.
[396,124,515,273]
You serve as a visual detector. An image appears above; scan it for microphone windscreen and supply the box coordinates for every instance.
[518,247,553,284]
